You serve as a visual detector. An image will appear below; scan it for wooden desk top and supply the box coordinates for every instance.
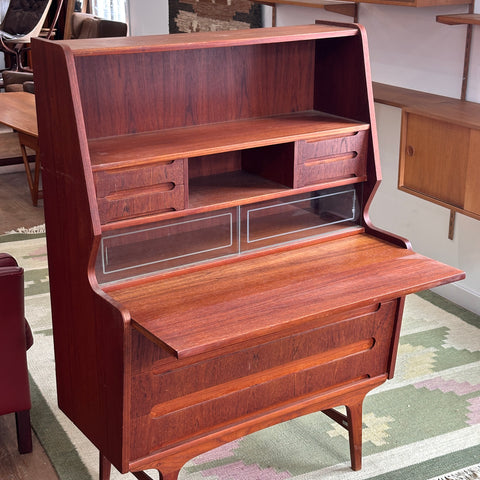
[0,92,37,138]
[107,233,464,359]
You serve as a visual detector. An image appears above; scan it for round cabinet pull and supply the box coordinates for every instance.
[406,145,415,156]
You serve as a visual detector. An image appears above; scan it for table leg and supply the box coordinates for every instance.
[18,132,41,206]
[322,399,364,471]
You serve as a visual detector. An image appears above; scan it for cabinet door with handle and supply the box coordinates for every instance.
[399,111,469,209]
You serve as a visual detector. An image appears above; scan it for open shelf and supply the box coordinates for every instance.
[437,13,480,25]
[88,111,369,170]
[189,171,290,209]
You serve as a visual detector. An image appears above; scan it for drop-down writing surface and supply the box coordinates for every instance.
[107,234,464,359]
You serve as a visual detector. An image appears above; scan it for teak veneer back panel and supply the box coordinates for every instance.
[75,42,316,138]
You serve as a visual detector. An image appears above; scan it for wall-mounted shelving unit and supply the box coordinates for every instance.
[254,0,474,25]
[374,83,480,228]
[371,2,480,239]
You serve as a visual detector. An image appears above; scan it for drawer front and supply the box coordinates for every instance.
[94,160,186,198]
[294,130,368,187]
[94,160,187,223]
[130,300,398,459]
[97,184,186,223]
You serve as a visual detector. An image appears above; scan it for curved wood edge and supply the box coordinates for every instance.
[314,22,409,249]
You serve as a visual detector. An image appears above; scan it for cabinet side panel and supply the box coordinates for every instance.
[32,39,129,471]
[74,41,315,138]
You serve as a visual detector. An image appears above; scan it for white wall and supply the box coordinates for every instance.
[129,2,480,314]
[272,3,480,314]
[128,0,169,35]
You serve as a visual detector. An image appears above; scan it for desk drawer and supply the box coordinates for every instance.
[97,185,186,223]
[294,130,368,187]
[130,299,398,459]
[94,160,187,223]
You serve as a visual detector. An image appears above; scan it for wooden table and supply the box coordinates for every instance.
[0,92,41,206]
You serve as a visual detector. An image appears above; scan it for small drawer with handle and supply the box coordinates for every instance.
[294,130,369,187]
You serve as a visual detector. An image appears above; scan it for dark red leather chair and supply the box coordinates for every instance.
[0,253,34,453]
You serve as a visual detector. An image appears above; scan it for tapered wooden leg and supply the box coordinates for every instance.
[15,409,32,454]
[346,401,363,471]
[99,453,111,480]
[323,399,364,471]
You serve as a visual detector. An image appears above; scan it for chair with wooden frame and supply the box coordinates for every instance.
[0,0,63,71]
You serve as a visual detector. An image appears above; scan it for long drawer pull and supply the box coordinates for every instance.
[304,152,358,167]
[150,338,375,418]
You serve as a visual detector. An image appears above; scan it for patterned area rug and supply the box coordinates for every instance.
[1,229,479,480]
[169,0,262,33]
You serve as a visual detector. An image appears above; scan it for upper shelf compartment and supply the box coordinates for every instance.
[72,24,374,144]
[49,23,379,229]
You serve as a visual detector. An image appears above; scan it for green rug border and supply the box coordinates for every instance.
[367,445,480,480]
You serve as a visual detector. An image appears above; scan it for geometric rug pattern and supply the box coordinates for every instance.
[1,230,479,480]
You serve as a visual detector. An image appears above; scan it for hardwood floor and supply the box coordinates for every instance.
[0,165,44,233]
[0,414,59,480]
[0,165,56,478]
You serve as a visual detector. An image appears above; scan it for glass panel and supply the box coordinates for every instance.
[95,186,361,285]
[242,187,359,250]
[96,209,238,284]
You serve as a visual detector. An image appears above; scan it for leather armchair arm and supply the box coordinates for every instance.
[0,252,18,268]
[0,259,33,350]
[0,260,31,415]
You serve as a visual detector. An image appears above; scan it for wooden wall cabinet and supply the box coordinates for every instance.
[32,25,463,480]
[374,83,480,221]
[400,107,480,219]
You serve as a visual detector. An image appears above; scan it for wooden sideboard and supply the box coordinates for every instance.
[32,23,464,480]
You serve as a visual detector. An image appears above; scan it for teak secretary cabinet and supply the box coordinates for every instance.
[32,22,464,480]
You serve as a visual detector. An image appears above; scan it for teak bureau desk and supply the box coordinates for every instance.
[32,23,464,480]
